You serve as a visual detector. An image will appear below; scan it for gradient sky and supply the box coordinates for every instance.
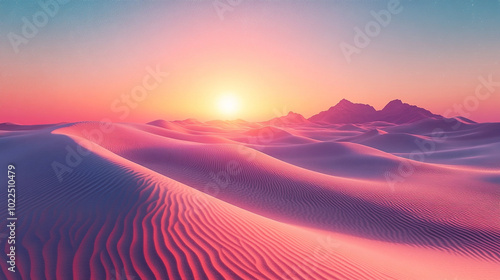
[1,0,499,124]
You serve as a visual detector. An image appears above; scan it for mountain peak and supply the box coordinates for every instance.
[386,99,403,105]
[309,100,377,124]
[338,98,353,105]
[266,111,307,126]
[378,100,441,123]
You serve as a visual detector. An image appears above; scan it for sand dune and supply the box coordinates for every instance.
[1,119,499,279]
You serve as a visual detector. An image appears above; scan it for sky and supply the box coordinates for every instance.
[0,0,499,124]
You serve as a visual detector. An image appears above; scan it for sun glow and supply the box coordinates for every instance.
[217,94,240,117]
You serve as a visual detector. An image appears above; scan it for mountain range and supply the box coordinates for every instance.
[281,99,443,125]
[149,99,443,126]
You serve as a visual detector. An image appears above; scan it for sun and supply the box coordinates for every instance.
[217,94,240,117]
